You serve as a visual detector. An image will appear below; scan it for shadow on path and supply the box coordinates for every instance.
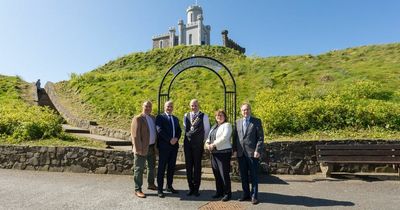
[259,175,289,185]
[330,174,391,182]
[157,189,354,207]
[260,192,354,207]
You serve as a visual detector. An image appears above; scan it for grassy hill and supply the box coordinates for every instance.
[0,75,64,141]
[0,75,103,147]
[56,44,400,140]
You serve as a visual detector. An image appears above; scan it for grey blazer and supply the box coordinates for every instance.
[233,116,264,158]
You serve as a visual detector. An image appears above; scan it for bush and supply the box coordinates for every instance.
[254,81,400,135]
[0,101,63,141]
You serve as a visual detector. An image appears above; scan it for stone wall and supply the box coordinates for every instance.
[176,139,400,175]
[2,140,399,176]
[267,139,400,175]
[221,30,246,54]
[45,82,131,140]
[0,144,243,176]
[0,145,133,175]
[31,82,39,105]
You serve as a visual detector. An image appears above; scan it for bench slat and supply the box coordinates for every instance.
[317,150,400,156]
[318,156,400,163]
[316,144,400,150]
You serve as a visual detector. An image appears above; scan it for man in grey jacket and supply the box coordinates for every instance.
[233,103,264,205]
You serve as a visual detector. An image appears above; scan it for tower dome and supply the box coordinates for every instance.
[186,5,203,24]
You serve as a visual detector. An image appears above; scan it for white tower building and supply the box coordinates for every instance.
[152,4,211,49]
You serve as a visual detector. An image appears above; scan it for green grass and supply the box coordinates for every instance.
[0,75,63,141]
[266,127,400,142]
[0,134,105,149]
[55,43,400,140]
[0,75,105,148]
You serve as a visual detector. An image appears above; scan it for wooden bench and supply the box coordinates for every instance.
[316,144,400,177]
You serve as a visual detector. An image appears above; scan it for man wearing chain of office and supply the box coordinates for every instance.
[183,99,210,197]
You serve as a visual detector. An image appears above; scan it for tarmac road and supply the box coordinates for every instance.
[0,169,399,210]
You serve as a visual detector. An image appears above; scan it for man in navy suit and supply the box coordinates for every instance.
[233,103,264,205]
[155,100,182,198]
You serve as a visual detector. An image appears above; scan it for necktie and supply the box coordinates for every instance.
[169,115,175,138]
[243,118,248,135]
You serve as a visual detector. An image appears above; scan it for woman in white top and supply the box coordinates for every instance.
[205,109,232,202]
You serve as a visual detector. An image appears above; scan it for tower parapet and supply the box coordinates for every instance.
[186,5,203,24]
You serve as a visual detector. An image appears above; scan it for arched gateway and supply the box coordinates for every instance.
[158,56,237,123]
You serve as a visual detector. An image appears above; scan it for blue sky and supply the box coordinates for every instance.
[0,0,399,83]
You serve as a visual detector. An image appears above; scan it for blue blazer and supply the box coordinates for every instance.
[155,113,182,149]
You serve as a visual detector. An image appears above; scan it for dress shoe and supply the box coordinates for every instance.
[147,185,158,191]
[221,194,231,202]
[186,190,194,196]
[212,194,223,199]
[135,191,146,198]
[166,187,179,194]
[193,191,200,197]
[158,191,165,198]
[251,198,259,205]
[238,196,251,202]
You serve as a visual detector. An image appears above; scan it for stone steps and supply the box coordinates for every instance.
[173,167,241,182]
[173,161,241,181]
[72,133,131,148]
[62,124,90,134]
[62,124,132,149]
[174,168,215,181]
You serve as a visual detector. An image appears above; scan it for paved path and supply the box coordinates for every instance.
[0,169,399,210]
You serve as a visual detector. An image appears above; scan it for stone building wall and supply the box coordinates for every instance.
[152,36,171,49]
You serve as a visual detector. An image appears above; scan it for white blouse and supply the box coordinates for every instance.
[206,122,232,150]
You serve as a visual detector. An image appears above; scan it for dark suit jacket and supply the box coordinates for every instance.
[233,116,264,158]
[156,113,182,149]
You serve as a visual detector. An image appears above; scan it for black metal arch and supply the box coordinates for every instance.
[158,56,237,123]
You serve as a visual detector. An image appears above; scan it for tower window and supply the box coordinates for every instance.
[159,40,163,48]
[189,34,192,45]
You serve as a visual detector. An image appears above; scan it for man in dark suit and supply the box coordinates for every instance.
[233,103,264,205]
[155,101,182,198]
[183,99,210,196]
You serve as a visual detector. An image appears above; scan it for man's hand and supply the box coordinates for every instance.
[232,151,237,158]
[185,132,191,138]
[254,151,260,159]
[211,144,216,150]
[170,138,178,145]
